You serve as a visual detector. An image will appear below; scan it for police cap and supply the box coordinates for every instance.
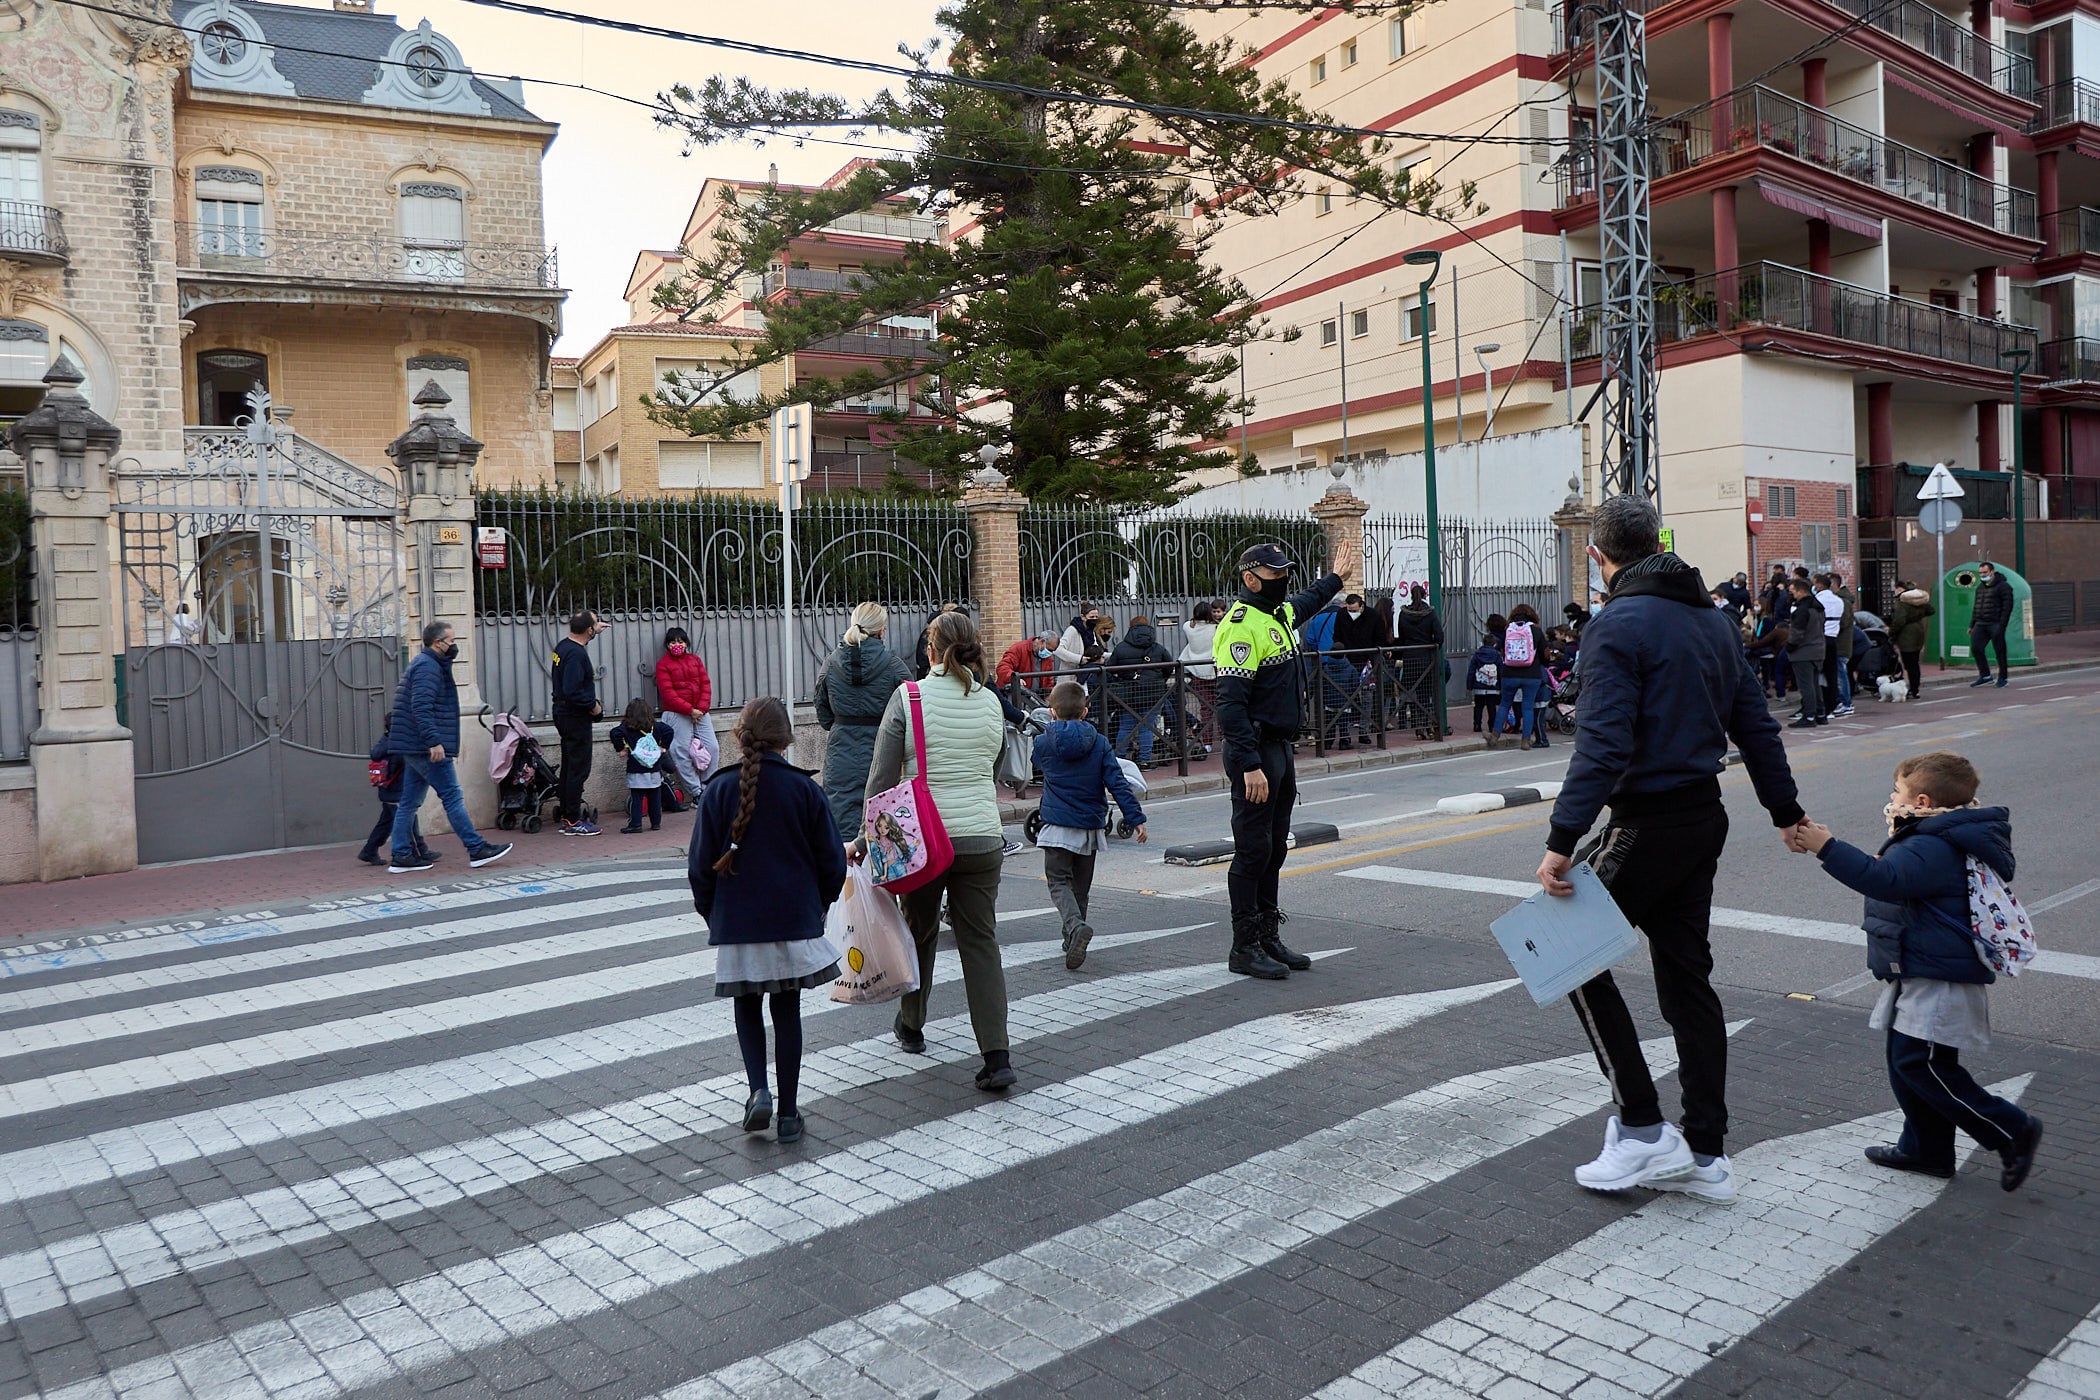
[1236,543,1294,573]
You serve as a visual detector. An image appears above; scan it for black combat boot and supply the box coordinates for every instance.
[1228,914,1290,980]
[1258,909,1313,971]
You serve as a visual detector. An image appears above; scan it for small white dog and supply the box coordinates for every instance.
[1876,675,1910,703]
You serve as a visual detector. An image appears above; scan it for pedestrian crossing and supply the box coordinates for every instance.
[0,865,2084,1400]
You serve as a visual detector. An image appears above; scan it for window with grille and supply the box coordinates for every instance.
[1837,522,1851,552]
[195,167,264,260]
[1767,484,1798,517]
[1834,486,1851,518]
[400,183,466,281]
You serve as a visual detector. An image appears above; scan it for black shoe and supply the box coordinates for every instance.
[1065,922,1093,971]
[1787,717,1818,730]
[1815,717,1830,726]
[893,1012,927,1055]
[1864,1144,1954,1179]
[776,1111,804,1145]
[976,1051,1016,1092]
[357,852,384,866]
[1996,678,2009,688]
[742,1088,772,1133]
[1336,738,1353,751]
[2001,1117,2043,1193]
[1228,916,1289,980]
[1257,909,1313,972]
[1971,676,1992,687]
[387,853,437,874]
[620,823,643,834]
[1531,738,1550,749]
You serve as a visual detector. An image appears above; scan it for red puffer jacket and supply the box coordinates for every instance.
[655,649,712,716]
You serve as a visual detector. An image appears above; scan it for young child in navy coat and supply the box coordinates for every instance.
[358,716,433,866]
[1030,682,1146,971]
[1795,751,2043,1192]
[689,697,848,1145]
[608,698,676,833]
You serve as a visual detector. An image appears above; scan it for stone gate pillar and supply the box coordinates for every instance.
[962,462,1028,662]
[10,362,137,879]
[388,382,497,825]
[1309,486,1371,593]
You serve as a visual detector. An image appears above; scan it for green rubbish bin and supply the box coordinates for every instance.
[1929,562,2037,669]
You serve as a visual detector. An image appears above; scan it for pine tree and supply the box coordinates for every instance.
[649,0,1473,505]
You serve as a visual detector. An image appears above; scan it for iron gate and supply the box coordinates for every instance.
[117,392,406,863]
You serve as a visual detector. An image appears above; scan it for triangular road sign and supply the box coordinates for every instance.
[1919,462,1965,500]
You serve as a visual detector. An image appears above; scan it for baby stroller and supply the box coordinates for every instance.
[486,711,592,835]
[1023,755,1146,846]
[1540,666,1581,735]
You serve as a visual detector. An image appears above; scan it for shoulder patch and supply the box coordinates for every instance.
[1227,604,1248,623]
[1229,640,1253,668]
[1268,628,1285,646]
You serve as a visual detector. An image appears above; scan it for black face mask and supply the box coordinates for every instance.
[1255,574,1289,604]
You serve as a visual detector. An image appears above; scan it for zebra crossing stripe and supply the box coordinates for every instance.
[47,979,1518,1400]
[0,870,637,978]
[1342,866,2100,982]
[0,885,688,1015]
[0,915,698,1057]
[1307,1076,2031,1399]
[651,1028,1707,1400]
[0,931,1245,1323]
[2011,1301,2100,1400]
[0,911,1113,1210]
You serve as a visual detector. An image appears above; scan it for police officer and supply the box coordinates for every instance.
[1212,543,1343,979]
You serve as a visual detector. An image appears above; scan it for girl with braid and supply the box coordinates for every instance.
[688,697,848,1145]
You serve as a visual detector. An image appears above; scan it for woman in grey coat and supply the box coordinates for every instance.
[814,602,913,836]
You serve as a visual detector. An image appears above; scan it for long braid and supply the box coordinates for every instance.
[712,696,793,874]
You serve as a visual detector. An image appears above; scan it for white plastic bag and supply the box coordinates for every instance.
[829,863,921,1005]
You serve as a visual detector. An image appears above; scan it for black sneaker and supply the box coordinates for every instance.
[1787,718,1818,730]
[387,853,437,874]
[358,852,384,866]
[893,1012,927,1055]
[2001,1117,2043,1193]
[1971,677,1992,687]
[1864,1144,1954,1179]
[1065,923,1094,972]
[975,1052,1016,1092]
[468,843,510,869]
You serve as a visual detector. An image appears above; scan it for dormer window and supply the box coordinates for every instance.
[404,45,447,88]
[181,0,295,96]
[198,21,246,65]
[363,20,489,115]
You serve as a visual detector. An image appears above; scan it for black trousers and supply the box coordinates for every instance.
[1900,649,1923,699]
[358,802,423,861]
[1567,804,1732,1158]
[1886,1027,2031,1168]
[1228,737,1298,924]
[1971,625,2009,682]
[1822,637,1843,710]
[553,714,593,820]
[1791,655,1824,719]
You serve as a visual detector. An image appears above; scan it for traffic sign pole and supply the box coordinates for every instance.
[1917,464,1964,670]
[769,403,815,754]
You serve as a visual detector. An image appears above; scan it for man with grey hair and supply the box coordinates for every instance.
[1536,495,1806,1206]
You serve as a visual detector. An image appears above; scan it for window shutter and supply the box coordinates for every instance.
[401,190,464,246]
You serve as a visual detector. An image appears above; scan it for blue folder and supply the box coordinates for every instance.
[1488,864,1642,1006]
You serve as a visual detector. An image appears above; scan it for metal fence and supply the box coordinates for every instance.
[0,486,30,762]
[473,491,971,719]
[1361,514,1566,674]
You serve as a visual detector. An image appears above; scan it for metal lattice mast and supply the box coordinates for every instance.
[1593,2,1659,504]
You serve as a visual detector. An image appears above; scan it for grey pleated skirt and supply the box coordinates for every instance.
[713,935,842,997]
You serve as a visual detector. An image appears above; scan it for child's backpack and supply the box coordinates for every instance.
[368,756,393,787]
[1502,623,1536,668]
[1471,658,1499,691]
[631,730,662,768]
[1966,858,2038,977]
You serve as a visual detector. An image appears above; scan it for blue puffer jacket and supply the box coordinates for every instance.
[1547,554,1804,855]
[1032,719,1145,831]
[386,647,462,759]
[1817,806,2012,984]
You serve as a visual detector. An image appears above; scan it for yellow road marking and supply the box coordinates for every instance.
[1285,816,1546,878]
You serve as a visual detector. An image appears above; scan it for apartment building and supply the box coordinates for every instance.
[0,0,564,488]
[1195,0,2100,590]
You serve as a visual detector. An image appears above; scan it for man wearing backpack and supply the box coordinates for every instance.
[1536,497,1806,1206]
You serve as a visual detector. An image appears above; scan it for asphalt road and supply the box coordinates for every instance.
[1074,664,2100,1051]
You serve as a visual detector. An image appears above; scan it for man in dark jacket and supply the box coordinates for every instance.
[1536,496,1806,1206]
[1784,578,1829,727]
[386,622,508,872]
[1969,561,2015,688]
[551,609,604,835]
[1721,571,1753,615]
[1393,585,1448,736]
[1107,616,1173,764]
[1212,543,1343,980]
[1332,594,1388,745]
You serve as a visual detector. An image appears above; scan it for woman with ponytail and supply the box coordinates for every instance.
[856,610,1016,1092]
[689,697,848,1145]
[814,602,912,835]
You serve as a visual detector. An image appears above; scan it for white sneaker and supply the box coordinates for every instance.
[1650,1155,1737,1205]
[1574,1116,1697,1192]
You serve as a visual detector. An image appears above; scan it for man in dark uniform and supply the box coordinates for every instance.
[1212,543,1343,979]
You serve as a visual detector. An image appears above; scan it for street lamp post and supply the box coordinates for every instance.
[1999,347,2030,577]
[1472,342,1503,442]
[1404,247,1446,735]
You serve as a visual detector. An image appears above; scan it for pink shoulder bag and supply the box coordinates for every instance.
[861,682,955,894]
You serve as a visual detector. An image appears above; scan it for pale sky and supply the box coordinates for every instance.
[384,0,944,352]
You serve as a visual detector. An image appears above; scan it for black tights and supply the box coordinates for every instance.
[733,991,804,1113]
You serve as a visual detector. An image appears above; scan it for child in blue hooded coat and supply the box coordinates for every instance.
[1795,750,2042,1192]
[1031,682,1147,972]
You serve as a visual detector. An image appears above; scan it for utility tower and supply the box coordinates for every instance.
[1586,1,1660,505]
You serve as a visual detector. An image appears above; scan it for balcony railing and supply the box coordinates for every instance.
[0,201,66,262]
[801,330,944,360]
[2028,79,2100,133]
[808,449,938,490]
[175,226,559,290]
[1558,0,2033,99]
[2044,206,2100,260]
[2039,336,2100,384]
[760,266,870,296]
[1571,262,2037,371]
[1561,86,2038,240]
[819,210,941,242]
